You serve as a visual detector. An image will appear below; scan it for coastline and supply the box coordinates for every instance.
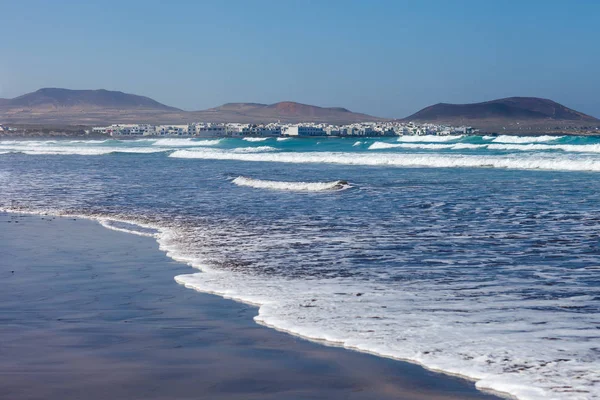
[0,211,507,400]
[2,131,600,140]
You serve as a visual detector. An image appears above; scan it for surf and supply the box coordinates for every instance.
[169,148,600,172]
[232,176,350,191]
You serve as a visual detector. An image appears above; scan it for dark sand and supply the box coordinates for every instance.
[0,213,504,400]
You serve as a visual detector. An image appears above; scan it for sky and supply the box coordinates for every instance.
[1,0,599,118]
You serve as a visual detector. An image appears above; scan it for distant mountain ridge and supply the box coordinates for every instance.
[200,101,359,120]
[404,97,598,123]
[0,88,379,125]
[3,88,181,111]
[0,89,598,133]
[207,103,268,112]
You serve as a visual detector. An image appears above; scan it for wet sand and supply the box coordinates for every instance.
[0,213,504,400]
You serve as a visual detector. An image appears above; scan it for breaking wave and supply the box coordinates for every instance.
[370,141,600,154]
[489,143,600,153]
[98,219,159,238]
[231,146,277,153]
[232,176,350,191]
[243,137,270,142]
[67,139,110,144]
[397,135,464,142]
[151,138,222,147]
[369,142,485,150]
[170,148,600,172]
[491,135,563,144]
[0,146,168,156]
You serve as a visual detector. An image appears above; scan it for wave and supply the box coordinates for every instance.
[369,142,486,150]
[451,143,487,149]
[489,143,600,153]
[98,219,158,238]
[276,137,291,141]
[170,148,600,172]
[0,140,59,146]
[243,137,270,142]
[152,138,222,147]
[353,141,363,147]
[171,233,588,400]
[397,135,463,142]
[0,146,169,156]
[372,141,600,154]
[232,176,350,191]
[369,142,418,150]
[64,139,110,144]
[492,135,563,144]
[369,142,453,150]
[231,146,277,153]
[176,265,583,400]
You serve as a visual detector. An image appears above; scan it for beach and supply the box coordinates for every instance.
[0,212,503,400]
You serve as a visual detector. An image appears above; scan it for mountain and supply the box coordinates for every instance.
[0,89,380,125]
[403,97,599,132]
[189,101,377,124]
[207,103,267,112]
[2,89,597,132]
[4,88,180,111]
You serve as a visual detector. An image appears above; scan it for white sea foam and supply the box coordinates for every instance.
[0,140,59,145]
[371,141,600,154]
[232,176,350,191]
[170,148,600,172]
[231,146,277,153]
[243,137,270,142]
[98,219,158,237]
[171,243,599,400]
[152,138,222,147]
[369,142,485,150]
[397,135,464,142]
[277,137,291,141]
[396,143,455,150]
[0,145,169,156]
[369,142,416,150]
[489,143,600,153]
[492,135,563,144]
[69,139,110,144]
[368,142,403,150]
[353,141,363,146]
[451,143,487,150]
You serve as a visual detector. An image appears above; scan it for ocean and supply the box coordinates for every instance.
[1,134,599,400]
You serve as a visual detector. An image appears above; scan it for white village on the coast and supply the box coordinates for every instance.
[91,121,476,138]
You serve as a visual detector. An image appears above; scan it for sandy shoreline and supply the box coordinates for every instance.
[0,212,504,400]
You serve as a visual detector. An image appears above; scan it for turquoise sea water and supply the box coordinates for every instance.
[1,135,599,399]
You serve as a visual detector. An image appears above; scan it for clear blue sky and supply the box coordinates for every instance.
[1,0,599,118]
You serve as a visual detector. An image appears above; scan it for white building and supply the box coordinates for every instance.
[92,126,108,134]
[155,125,189,136]
[283,125,325,136]
[192,123,227,137]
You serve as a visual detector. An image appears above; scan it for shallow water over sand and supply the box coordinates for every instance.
[0,213,500,400]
